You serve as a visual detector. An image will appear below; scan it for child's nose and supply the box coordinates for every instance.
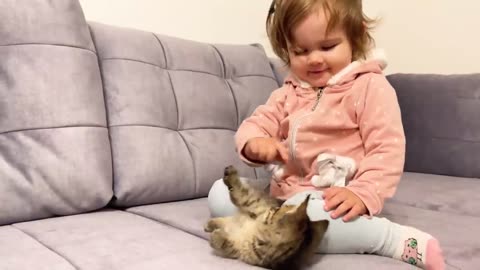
[307,51,324,65]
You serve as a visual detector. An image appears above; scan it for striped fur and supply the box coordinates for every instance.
[205,166,329,270]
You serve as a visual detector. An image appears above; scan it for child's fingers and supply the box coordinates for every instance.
[342,204,363,222]
[323,189,346,211]
[274,140,289,163]
[322,187,342,200]
[331,200,354,219]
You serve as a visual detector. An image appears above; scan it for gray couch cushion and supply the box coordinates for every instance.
[0,0,113,225]
[0,226,76,270]
[0,0,94,49]
[128,198,210,239]
[393,172,480,217]
[387,73,480,178]
[130,198,478,270]
[13,210,263,270]
[89,22,279,207]
[382,203,480,270]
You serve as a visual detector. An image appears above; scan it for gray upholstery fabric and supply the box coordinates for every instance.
[0,0,94,50]
[382,203,480,270]
[89,22,279,207]
[0,226,76,270]
[387,73,480,178]
[129,198,475,270]
[393,172,480,217]
[0,0,113,225]
[13,210,263,270]
[268,57,289,86]
[127,198,210,239]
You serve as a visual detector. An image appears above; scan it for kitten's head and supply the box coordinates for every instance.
[258,195,329,269]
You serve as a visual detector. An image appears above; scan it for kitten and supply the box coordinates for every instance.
[204,165,329,270]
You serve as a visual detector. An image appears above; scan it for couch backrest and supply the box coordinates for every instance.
[89,22,279,207]
[387,73,480,178]
[0,0,113,225]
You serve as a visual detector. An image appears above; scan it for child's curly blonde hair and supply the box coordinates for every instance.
[266,0,377,65]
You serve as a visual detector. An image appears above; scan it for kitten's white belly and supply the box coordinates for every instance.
[226,216,257,244]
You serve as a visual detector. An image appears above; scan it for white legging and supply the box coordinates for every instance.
[207,178,402,255]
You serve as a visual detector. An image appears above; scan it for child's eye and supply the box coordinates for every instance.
[293,49,307,55]
[322,44,337,51]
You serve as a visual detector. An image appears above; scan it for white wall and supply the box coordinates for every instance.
[79,0,480,74]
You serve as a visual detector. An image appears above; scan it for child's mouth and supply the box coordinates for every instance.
[308,69,327,76]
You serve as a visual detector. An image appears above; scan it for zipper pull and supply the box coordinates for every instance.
[311,87,324,111]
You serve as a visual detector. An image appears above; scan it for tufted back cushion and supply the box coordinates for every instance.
[0,0,113,225]
[89,23,279,207]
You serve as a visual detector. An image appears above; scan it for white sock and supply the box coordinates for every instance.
[390,225,445,270]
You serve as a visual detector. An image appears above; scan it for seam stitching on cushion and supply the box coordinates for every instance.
[0,43,95,54]
[10,225,80,270]
[151,33,168,68]
[211,45,239,128]
[108,124,236,132]
[0,125,106,136]
[122,210,207,241]
[152,34,181,130]
[101,58,277,81]
[177,131,197,196]
[210,45,226,78]
[89,24,117,197]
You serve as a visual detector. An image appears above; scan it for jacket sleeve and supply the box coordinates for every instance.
[346,74,406,215]
[235,86,288,166]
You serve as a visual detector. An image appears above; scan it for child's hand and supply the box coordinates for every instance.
[322,187,367,222]
[243,137,289,164]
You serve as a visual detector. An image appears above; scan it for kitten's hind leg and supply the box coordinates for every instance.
[210,229,239,259]
[223,165,278,218]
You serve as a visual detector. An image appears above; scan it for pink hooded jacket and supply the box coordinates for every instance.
[235,57,406,215]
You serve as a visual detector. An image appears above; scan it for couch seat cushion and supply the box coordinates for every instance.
[0,226,76,270]
[130,199,474,269]
[12,210,263,270]
[382,203,480,270]
[393,172,480,217]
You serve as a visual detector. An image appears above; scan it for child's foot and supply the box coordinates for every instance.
[393,226,445,270]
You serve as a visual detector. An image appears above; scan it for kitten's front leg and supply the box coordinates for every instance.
[223,166,278,218]
[210,229,239,259]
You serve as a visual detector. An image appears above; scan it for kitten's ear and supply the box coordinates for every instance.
[294,194,310,216]
[280,195,310,224]
[311,220,329,238]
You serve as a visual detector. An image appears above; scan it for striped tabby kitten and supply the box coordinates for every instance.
[204,165,329,270]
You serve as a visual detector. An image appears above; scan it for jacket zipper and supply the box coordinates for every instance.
[288,87,325,180]
[311,87,324,111]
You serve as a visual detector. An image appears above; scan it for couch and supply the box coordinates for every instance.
[0,1,478,269]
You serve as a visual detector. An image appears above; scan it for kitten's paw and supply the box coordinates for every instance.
[223,165,240,189]
[210,230,231,250]
[204,219,218,233]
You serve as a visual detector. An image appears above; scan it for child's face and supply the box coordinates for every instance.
[288,8,353,88]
